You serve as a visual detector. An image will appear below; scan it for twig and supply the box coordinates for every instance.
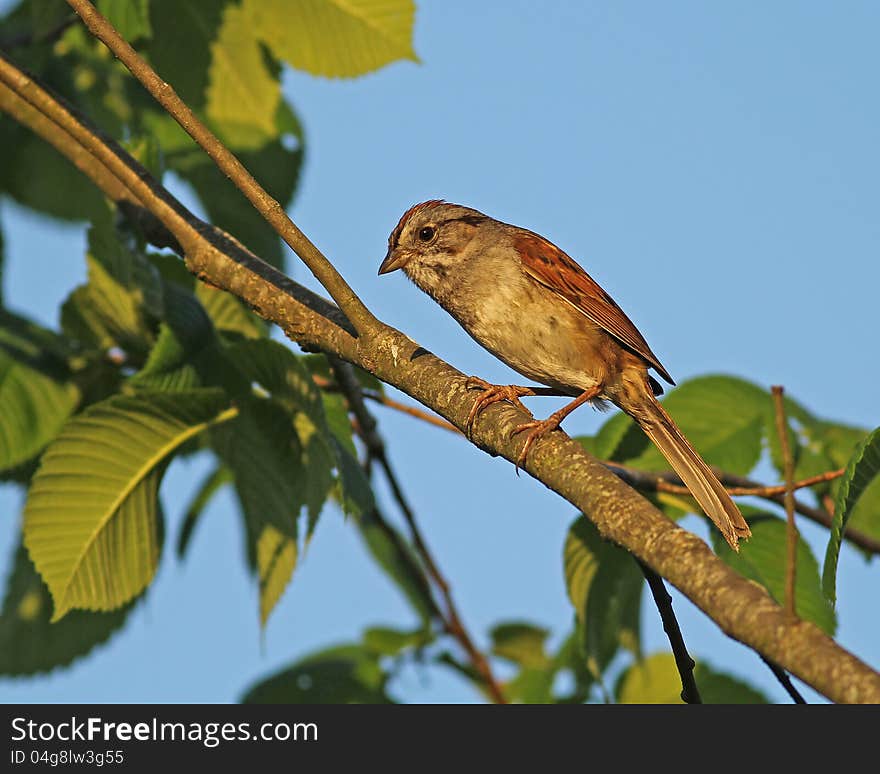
[313,374,461,434]
[760,655,807,704]
[327,358,508,704]
[605,463,880,555]
[64,0,379,335]
[637,561,701,704]
[772,386,799,619]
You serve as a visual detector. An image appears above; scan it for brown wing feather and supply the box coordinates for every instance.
[515,231,675,385]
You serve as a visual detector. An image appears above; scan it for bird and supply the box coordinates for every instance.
[378,200,751,550]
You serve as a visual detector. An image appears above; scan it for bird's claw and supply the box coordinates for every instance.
[464,378,532,440]
[509,418,561,474]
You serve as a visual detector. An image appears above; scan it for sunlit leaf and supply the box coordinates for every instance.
[615,652,768,704]
[257,523,298,626]
[206,1,279,146]
[241,644,393,703]
[246,0,418,79]
[24,389,233,619]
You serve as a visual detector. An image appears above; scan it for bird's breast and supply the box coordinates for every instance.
[449,264,609,395]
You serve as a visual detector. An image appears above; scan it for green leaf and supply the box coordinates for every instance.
[563,516,643,672]
[0,123,106,222]
[712,515,836,634]
[490,622,551,669]
[213,399,308,542]
[605,376,767,475]
[333,437,375,518]
[256,523,298,627]
[246,0,418,79]
[822,427,880,603]
[24,389,233,619]
[176,464,232,559]
[61,222,163,356]
[97,0,152,41]
[241,644,393,703]
[147,0,227,110]
[228,339,339,525]
[0,541,136,676]
[205,0,280,146]
[0,349,79,471]
[693,663,770,704]
[195,283,266,340]
[362,625,432,656]
[615,652,768,704]
[129,282,218,392]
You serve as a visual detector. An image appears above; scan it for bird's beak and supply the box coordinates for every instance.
[378,248,407,275]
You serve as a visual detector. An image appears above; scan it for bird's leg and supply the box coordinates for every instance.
[510,386,603,471]
[464,377,564,438]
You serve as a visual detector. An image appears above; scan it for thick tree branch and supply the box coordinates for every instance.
[1,51,878,703]
[64,0,379,336]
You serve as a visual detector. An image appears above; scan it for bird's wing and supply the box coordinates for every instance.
[514,230,674,385]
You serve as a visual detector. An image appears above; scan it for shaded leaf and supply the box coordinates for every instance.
[563,516,643,672]
[24,389,232,619]
[694,663,769,704]
[97,0,152,42]
[0,541,136,676]
[713,515,836,634]
[822,427,880,603]
[213,399,307,543]
[333,436,374,518]
[0,124,106,221]
[147,0,226,110]
[490,621,550,669]
[247,0,418,78]
[0,349,79,471]
[241,644,393,703]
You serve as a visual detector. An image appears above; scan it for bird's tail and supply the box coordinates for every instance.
[619,382,751,551]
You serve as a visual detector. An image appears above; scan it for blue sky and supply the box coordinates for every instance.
[2,1,879,702]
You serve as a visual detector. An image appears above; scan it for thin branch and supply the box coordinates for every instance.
[606,463,880,555]
[327,358,508,704]
[637,561,701,704]
[3,49,879,703]
[772,386,799,619]
[760,655,807,704]
[64,0,379,336]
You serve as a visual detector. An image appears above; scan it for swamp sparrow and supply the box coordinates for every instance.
[379,200,750,550]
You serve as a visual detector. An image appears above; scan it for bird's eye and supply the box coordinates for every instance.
[418,226,436,242]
